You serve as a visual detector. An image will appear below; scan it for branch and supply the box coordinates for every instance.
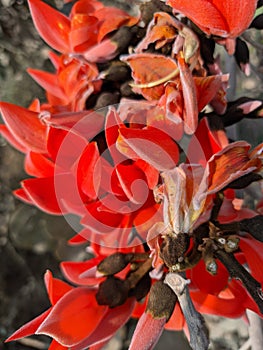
[215,250,263,314]
[164,272,210,350]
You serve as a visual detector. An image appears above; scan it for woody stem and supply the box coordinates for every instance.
[126,258,153,289]
[215,249,263,313]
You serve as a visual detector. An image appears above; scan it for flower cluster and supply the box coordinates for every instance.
[1,0,263,349]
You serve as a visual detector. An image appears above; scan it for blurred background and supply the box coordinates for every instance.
[0,0,262,349]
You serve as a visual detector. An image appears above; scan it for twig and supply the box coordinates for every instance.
[215,250,263,314]
[164,272,209,350]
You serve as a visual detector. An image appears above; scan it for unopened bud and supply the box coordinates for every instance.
[97,252,134,276]
[96,276,129,308]
[129,273,151,301]
[146,281,177,321]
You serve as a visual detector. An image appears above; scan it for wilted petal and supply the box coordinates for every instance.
[195,75,228,112]
[135,12,178,52]
[122,53,178,100]
[206,141,262,194]
[178,55,198,134]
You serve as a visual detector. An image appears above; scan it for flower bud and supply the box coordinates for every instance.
[97,252,134,276]
[129,273,151,301]
[146,281,177,321]
[96,276,129,308]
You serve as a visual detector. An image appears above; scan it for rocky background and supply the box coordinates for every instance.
[0,0,262,349]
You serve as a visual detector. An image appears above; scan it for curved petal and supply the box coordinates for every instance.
[0,124,27,153]
[36,287,107,347]
[71,298,136,350]
[239,237,263,283]
[0,102,47,153]
[25,152,55,177]
[76,142,101,200]
[61,258,104,286]
[49,340,67,350]
[5,309,51,342]
[28,0,70,52]
[188,259,229,295]
[128,312,166,350]
[178,55,198,135]
[117,126,179,171]
[95,7,138,42]
[44,270,73,305]
[21,177,62,214]
[27,69,67,101]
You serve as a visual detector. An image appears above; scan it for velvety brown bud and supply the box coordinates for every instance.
[104,62,131,82]
[199,35,215,65]
[97,252,134,276]
[129,273,151,301]
[221,97,263,127]
[94,92,120,109]
[250,14,263,29]
[110,26,133,55]
[146,281,177,321]
[227,173,262,189]
[239,215,263,242]
[96,276,129,308]
[234,38,249,69]
[120,81,137,97]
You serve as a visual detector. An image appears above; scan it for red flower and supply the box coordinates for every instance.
[28,52,102,112]
[28,0,138,62]
[0,101,168,247]
[6,270,136,349]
